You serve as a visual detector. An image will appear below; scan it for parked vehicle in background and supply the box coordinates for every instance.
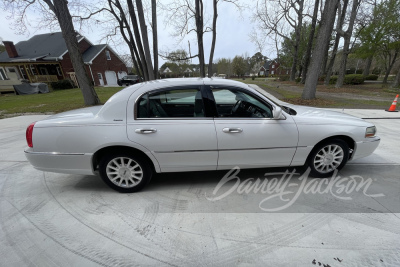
[24,78,380,193]
[117,75,141,86]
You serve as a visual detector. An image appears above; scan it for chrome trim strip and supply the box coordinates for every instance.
[153,146,303,153]
[24,150,85,156]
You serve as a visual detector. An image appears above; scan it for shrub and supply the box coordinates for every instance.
[343,74,365,85]
[279,75,290,81]
[329,76,338,84]
[295,77,301,83]
[364,74,379,80]
[318,75,326,82]
[51,79,74,90]
[251,76,255,80]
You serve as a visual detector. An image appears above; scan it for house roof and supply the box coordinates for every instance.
[0,32,120,65]
[82,44,107,64]
[0,32,87,62]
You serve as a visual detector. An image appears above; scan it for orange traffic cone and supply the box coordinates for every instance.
[386,94,399,112]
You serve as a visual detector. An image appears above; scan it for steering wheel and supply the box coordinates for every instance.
[231,100,242,114]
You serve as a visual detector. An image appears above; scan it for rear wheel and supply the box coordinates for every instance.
[99,153,152,193]
[307,139,349,178]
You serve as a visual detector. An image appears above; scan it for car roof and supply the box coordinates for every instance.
[122,78,248,93]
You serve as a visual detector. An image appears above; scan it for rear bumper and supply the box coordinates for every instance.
[24,148,95,175]
[351,137,381,161]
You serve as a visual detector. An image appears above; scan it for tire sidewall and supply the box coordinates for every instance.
[307,139,349,178]
[99,153,152,193]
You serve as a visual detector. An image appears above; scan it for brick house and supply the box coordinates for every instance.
[0,32,127,92]
[259,59,291,76]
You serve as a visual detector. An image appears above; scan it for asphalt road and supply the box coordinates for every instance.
[1,110,399,266]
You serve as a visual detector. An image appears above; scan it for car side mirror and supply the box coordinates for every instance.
[272,106,285,120]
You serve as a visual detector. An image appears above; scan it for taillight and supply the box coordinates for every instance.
[26,122,36,147]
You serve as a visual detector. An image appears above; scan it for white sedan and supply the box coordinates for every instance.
[25,78,380,192]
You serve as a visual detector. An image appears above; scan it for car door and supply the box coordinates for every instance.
[127,86,218,172]
[209,86,299,170]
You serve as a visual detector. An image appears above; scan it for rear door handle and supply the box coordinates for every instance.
[222,127,243,133]
[135,128,157,134]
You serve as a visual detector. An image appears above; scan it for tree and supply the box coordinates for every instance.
[0,38,5,53]
[301,0,320,83]
[335,0,362,88]
[255,0,305,81]
[151,0,159,79]
[232,56,247,77]
[302,0,339,99]
[216,58,232,77]
[165,0,240,77]
[2,0,100,105]
[104,0,156,81]
[324,0,349,85]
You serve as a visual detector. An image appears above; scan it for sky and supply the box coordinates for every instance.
[0,1,277,67]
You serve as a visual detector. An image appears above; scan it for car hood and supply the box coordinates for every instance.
[286,105,372,126]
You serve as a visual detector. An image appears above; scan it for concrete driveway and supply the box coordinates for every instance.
[1,110,399,266]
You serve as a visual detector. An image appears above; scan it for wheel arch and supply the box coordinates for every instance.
[92,145,160,173]
[308,135,355,161]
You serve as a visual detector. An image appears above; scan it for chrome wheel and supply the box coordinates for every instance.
[106,157,143,188]
[313,144,344,174]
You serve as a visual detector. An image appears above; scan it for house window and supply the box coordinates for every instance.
[30,65,38,75]
[0,68,8,80]
[271,71,274,75]
[105,50,111,60]
[272,65,275,69]
[56,66,62,76]
[286,70,289,74]
[19,67,28,79]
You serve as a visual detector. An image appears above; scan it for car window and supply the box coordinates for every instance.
[212,88,272,118]
[137,89,205,118]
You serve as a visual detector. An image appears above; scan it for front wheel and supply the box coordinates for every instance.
[307,139,349,178]
[99,154,152,193]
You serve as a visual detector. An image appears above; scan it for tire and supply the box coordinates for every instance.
[307,139,349,178]
[99,153,152,193]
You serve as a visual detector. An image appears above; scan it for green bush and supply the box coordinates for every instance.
[328,75,365,85]
[251,76,255,80]
[344,74,365,85]
[329,76,338,84]
[364,74,379,80]
[295,77,301,83]
[279,75,290,81]
[51,79,74,90]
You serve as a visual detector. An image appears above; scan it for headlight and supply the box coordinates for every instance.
[365,126,376,138]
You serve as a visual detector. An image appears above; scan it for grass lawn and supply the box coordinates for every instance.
[234,78,400,109]
[0,87,123,118]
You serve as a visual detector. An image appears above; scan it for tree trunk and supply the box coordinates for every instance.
[136,0,155,80]
[208,0,218,78]
[383,51,399,84]
[301,0,319,84]
[302,0,339,100]
[392,67,400,88]
[290,0,304,82]
[151,0,158,79]
[363,56,373,76]
[335,0,361,88]
[195,0,206,77]
[51,0,100,105]
[324,0,348,85]
[127,0,149,81]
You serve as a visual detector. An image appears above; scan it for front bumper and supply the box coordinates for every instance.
[24,147,95,175]
[351,137,381,161]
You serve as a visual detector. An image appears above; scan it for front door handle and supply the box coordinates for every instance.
[135,128,157,134]
[222,127,243,133]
